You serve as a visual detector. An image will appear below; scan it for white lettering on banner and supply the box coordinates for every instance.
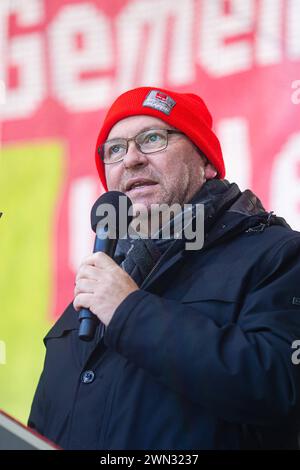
[287,0,300,60]
[69,177,98,272]
[256,0,282,66]
[0,0,45,119]
[270,133,300,232]
[199,0,254,76]
[115,0,194,94]
[0,0,299,117]
[49,4,113,111]
[0,80,5,105]
[291,80,300,105]
[217,118,251,191]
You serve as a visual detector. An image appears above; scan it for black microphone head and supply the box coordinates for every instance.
[91,191,133,238]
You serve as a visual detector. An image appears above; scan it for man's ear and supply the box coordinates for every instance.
[204,162,218,180]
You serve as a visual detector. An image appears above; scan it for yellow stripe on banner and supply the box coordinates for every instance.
[0,140,64,424]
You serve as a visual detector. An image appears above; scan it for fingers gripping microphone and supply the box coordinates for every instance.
[78,191,133,341]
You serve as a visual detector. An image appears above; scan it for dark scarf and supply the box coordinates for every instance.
[115,179,242,286]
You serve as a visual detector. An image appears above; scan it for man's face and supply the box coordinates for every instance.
[104,115,217,213]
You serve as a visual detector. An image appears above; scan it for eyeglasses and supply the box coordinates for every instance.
[98,128,184,164]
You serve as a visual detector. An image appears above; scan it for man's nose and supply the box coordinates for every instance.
[123,141,148,169]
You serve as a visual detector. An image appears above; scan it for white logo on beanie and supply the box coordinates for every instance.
[142,90,176,115]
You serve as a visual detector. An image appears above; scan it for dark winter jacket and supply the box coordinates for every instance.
[28,180,300,449]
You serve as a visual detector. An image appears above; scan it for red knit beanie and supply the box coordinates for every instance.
[95,87,225,190]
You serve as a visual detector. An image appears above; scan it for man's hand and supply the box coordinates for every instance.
[73,252,139,326]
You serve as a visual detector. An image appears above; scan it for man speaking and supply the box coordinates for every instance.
[28,87,300,450]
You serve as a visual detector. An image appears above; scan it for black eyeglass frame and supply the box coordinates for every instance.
[98,129,185,164]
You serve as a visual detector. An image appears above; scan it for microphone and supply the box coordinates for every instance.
[78,191,133,341]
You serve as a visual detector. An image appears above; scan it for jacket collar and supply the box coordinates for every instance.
[45,180,290,339]
[140,180,290,288]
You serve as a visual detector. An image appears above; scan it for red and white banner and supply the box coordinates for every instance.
[1,0,300,320]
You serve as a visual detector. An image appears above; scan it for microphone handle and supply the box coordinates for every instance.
[78,236,118,341]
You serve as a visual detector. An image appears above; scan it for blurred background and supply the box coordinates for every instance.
[0,0,299,424]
